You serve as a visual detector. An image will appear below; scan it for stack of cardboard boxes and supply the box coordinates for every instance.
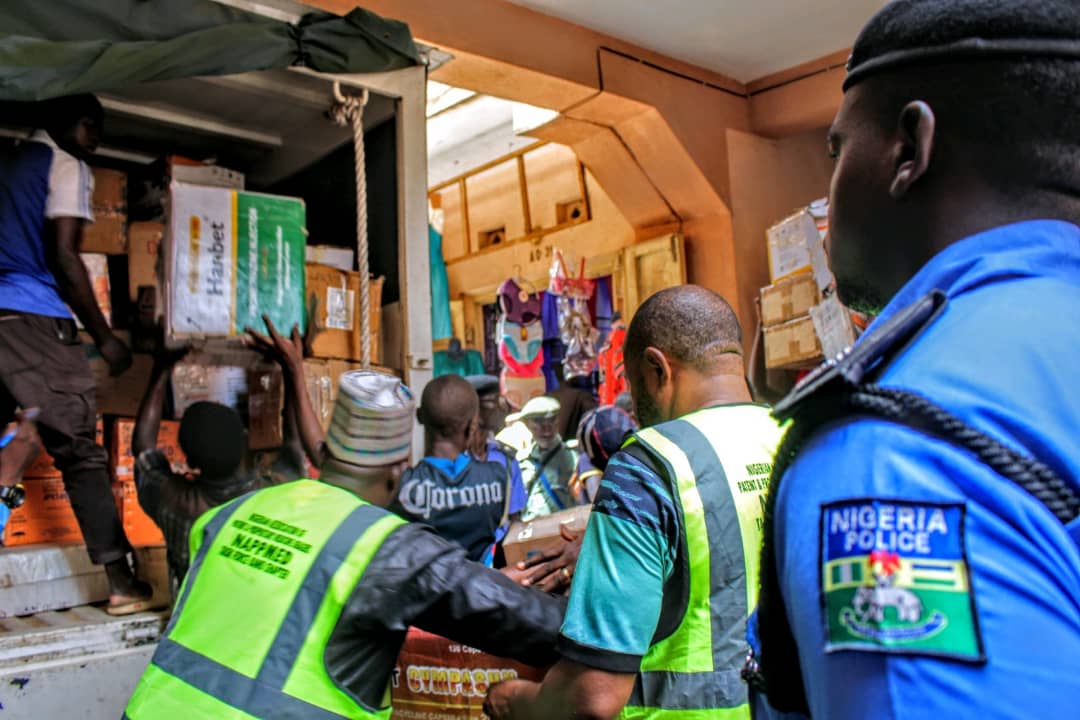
[761,200,856,369]
[2,418,186,549]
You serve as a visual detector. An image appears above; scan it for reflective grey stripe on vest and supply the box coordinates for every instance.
[151,498,388,718]
[628,417,750,711]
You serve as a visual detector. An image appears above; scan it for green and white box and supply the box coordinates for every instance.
[167,182,307,339]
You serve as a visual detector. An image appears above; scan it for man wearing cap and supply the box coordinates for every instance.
[125,370,565,719]
[513,396,580,521]
[486,286,786,720]
[751,1,1080,718]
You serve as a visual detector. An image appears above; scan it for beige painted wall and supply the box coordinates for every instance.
[442,165,634,301]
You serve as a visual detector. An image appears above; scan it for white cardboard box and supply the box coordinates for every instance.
[305,245,355,272]
[810,294,857,360]
[171,163,245,190]
[766,209,818,283]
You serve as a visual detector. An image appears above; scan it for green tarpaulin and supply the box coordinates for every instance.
[0,0,421,101]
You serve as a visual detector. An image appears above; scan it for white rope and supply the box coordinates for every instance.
[329,82,372,368]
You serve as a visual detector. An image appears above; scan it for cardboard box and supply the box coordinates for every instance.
[128,221,165,303]
[306,263,382,363]
[247,364,284,450]
[76,253,111,328]
[86,343,154,417]
[766,209,819,283]
[111,417,188,480]
[305,245,354,272]
[390,628,546,720]
[170,157,245,190]
[82,168,128,254]
[166,182,306,340]
[760,274,820,327]
[2,477,84,546]
[24,417,104,479]
[303,359,334,432]
[807,198,834,292]
[171,352,283,449]
[113,478,165,546]
[502,505,592,567]
[763,315,823,370]
[810,295,857,361]
[0,543,108,617]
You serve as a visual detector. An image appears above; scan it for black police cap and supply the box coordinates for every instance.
[845,0,1080,90]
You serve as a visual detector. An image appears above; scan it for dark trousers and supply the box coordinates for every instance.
[0,311,131,564]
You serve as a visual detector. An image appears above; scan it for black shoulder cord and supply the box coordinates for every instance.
[749,384,1080,714]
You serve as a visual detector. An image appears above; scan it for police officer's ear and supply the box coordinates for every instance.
[889,100,936,200]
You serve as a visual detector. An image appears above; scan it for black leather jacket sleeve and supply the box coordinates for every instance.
[324,522,565,712]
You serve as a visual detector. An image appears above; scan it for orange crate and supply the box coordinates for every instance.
[113,477,165,547]
[111,417,188,479]
[2,477,84,546]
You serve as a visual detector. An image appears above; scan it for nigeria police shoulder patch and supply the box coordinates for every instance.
[820,499,984,661]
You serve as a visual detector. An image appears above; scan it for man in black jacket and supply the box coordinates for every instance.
[126,368,564,719]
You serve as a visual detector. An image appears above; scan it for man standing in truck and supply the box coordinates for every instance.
[0,94,146,614]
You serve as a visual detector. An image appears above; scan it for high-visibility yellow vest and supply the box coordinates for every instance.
[125,480,406,720]
[620,405,785,719]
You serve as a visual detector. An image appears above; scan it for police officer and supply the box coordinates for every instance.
[125,371,563,719]
[752,1,1080,718]
[485,285,785,719]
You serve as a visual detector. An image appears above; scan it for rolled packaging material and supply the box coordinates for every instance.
[167,182,306,340]
[325,371,414,467]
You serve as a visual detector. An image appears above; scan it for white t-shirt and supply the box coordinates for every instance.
[29,130,94,222]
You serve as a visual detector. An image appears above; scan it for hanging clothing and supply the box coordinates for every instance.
[597,324,628,406]
[428,223,453,341]
[433,348,485,378]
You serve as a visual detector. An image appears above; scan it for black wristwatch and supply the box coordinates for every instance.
[0,484,25,510]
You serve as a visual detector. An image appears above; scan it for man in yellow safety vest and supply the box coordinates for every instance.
[125,369,564,719]
[485,285,785,720]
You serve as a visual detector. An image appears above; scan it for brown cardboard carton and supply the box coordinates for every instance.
[502,505,592,567]
[128,221,164,302]
[760,274,820,328]
[82,168,127,254]
[86,345,154,417]
[302,359,334,432]
[391,628,546,720]
[305,263,382,362]
[247,364,283,450]
[763,315,823,370]
[77,253,112,327]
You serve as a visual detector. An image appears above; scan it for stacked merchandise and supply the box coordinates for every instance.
[761,199,856,369]
[496,278,545,410]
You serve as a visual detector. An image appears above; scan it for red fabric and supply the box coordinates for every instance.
[597,325,627,405]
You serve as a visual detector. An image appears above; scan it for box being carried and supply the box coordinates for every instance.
[166,182,306,341]
[391,629,546,720]
[502,505,592,567]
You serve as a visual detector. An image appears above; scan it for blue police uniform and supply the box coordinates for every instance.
[768,220,1080,719]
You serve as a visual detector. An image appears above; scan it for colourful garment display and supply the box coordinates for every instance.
[597,323,628,406]
[496,277,546,410]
